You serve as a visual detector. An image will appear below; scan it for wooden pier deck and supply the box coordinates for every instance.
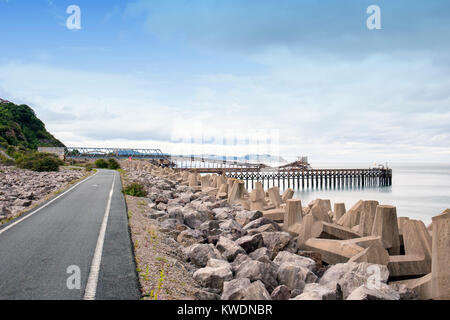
[177,167,392,190]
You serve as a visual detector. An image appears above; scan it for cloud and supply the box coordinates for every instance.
[125,0,450,57]
[0,51,449,164]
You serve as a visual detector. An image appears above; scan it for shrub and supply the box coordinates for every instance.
[0,154,15,166]
[94,159,108,168]
[32,157,60,172]
[85,163,93,172]
[123,183,147,197]
[107,158,120,170]
[16,152,62,172]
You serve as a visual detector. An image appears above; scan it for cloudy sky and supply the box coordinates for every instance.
[0,0,449,164]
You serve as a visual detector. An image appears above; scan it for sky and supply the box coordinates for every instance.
[0,0,449,164]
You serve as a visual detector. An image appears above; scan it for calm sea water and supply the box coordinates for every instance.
[283,163,450,226]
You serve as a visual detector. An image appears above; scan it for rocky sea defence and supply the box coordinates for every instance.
[122,160,450,300]
[0,165,87,223]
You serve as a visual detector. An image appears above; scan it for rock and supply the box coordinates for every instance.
[184,243,222,268]
[198,220,220,232]
[235,259,278,292]
[195,290,220,300]
[216,236,246,262]
[155,195,168,204]
[193,259,233,293]
[213,207,233,220]
[156,202,167,211]
[247,223,281,235]
[183,211,203,229]
[244,217,282,232]
[159,218,179,231]
[146,210,166,220]
[271,285,291,300]
[346,283,400,300]
[240,281,271,300]
[249,247,271,261]
[277,262,317,291]
[261,232,292,259]
[273,251,316,271]
[177,229,205,247]
[221,278,251,300]
[219,219,247,240]
[292,282,342,300]
[235,234,263,253]
[319,262,389,299]
[235,210,263,226]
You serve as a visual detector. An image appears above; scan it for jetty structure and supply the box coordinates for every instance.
[61,148,393,190]
[171,155,392,190]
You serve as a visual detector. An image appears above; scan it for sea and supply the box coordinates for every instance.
[287,163,450,226]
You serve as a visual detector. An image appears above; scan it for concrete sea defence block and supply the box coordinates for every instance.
[268,187,283,208]
[283,199,303,232]
[311,221,362,240]
[431,209,450,300]
[334,203,346,222]
[371,205,401,255]
[302,238,364,265]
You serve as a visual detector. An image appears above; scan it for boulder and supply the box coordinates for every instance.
[277,262,316,291]
[219,219,247,240]
[193,259,233,293]
[184,243,222,268]
[346,283,400,300]
[292,282,342,300]
[221,278,251,300]
[319,262,389,299]
[249,247,271,261]
[240,280,271,300]
[244,217,282,232]
[235,259,278,292]
[261,232,292,259]
[216,236,246,262]
[235,210,263,226]
[235,234,264,253]
[271,285,291,300]
[273,251,316,271]
[176,229,205,247]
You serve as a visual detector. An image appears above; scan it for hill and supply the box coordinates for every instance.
[0,100,65,150]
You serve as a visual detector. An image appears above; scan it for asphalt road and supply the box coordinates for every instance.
[0,169,140,300]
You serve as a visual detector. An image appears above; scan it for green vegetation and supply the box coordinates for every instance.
[0,101,64,150]
[123,182,148,197]
[94,158,108,168]
[15,152,63,172]
[107,158,120,170]
[93,158,121,170]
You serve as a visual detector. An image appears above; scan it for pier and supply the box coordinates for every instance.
[173,157,392,190]
[177,167,392,190]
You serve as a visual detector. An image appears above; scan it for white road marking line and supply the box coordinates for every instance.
[83,172,116,300]
[0,172,98,236]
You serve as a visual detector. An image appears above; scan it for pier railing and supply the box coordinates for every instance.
[177,167,392,190]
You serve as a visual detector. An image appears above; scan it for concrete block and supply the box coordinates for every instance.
[371,205,401,255]
[268,187,282,208]
[302,238,363,265]
[358,200,379,236]
[334,203,346,221]
[281,188,294,203]
[431,209,450,300]
[311,221,361,240]
[283,199,303,231]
